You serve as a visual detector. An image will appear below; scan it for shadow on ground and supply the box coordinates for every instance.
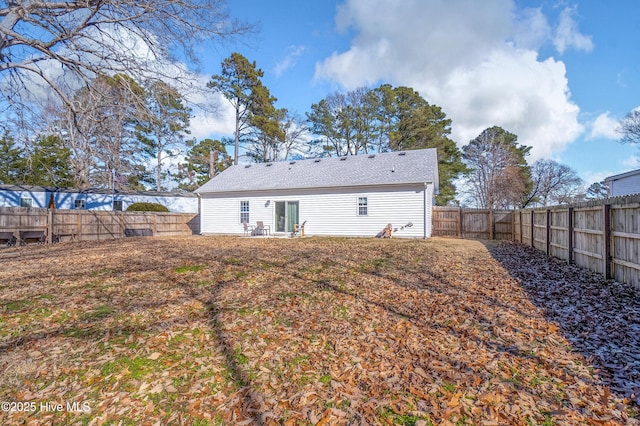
[484,239,640,407]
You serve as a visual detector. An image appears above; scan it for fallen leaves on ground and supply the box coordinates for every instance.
[0,236,638,425]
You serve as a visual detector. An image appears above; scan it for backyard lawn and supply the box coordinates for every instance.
[0,236,638,425]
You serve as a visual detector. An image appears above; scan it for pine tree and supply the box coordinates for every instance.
[0,132,25,184]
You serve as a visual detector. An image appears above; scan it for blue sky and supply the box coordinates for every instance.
[192,0,640,187]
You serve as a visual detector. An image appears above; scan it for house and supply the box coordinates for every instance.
[195,149,439,238]
[0,185,199,213]
[604,169,640,197]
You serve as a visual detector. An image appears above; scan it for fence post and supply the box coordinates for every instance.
[530,210,535,248]
[567,207,574,264]
[76,212,82,241]
[603,204,612,279]
[546,209,551,255]
[519,210,523,243]
[489,209,494,240]
[117,212,124,237]
[457,207,462,238]
[47,209,53,244]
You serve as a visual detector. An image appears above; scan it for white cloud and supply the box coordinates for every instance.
[431,49,583,159]
[512,7,551,50]
[315,0,586,159]
[553,6,594,55]
[621,156,640,169]
[274,45,306,77]
[588,112,621,140]
[581,157,640,185]
[582,170,619,186]
[188,97,236,140]
[174,72,236,140]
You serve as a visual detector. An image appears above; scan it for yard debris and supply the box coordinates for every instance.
[489,241,640,408]
[375,223,393,238]
[0,236,638,424]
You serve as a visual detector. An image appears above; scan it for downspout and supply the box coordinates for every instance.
[423,182,428,240]
[196,193,202,235]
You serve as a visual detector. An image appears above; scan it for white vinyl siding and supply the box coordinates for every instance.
[200,184,433,238]
[608,173,640,197]
[0,189,199,211]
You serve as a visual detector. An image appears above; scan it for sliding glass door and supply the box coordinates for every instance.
[275,201,299,233]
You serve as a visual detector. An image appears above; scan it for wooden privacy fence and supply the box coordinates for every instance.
[514,194,640,289]
[0,207,199,243]
[432,207,514,240]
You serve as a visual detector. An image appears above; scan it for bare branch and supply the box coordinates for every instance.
[0,0,249,116]
[620,110,640,145]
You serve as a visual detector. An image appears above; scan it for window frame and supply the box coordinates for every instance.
[19,197,33,207]
[240,200,250,224]
[74,199,86,210]
[357,197,368,216]
[113,200,123,211]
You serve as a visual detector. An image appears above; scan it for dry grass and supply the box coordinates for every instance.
[0,236,637,425]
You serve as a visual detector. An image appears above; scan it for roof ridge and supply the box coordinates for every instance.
[195,148,439,194]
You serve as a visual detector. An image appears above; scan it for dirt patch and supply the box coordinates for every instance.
[0,236,637,425]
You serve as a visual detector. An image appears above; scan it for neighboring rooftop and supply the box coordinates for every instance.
[195,149,439,194]
[604,168,640,182]
[0,184,197,198]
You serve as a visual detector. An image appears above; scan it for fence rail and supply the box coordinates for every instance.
[0,207,199,243]
[434,196,640,289]
[513,194,640,290]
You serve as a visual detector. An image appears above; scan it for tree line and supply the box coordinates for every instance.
[0,1,633,207]
[0,50,623,206]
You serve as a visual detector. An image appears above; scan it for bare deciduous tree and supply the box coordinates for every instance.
[619,109,640,145]
[0,0,247,115]
[462,126,532,209]
[245,110,309,163]
[525,159,584,207]
[48,74,145,188]
[280,113,310,160]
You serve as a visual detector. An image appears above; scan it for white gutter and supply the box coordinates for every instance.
[423,182,428,239]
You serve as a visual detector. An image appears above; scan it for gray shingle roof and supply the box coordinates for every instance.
[195,148,439,194]
[604,168,640,182]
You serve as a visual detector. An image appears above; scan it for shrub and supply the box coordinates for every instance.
[126,202,169,212]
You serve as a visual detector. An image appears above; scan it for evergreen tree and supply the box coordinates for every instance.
[177,139,232,191]
[23,135,74,187]
[0,132,25,184]
[386,86,468,205]
[208,53,278,165]
[135,80,191,190]
[586,181,609,199]
[308,85,467,205]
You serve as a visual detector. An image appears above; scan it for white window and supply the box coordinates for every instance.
[113,200,123,211]
[20,197,32,207]
[358,197,368,216]
[74,199,85,209]
[240,201,250,224]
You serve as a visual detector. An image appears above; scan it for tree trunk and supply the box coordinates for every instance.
[157,154,162,191]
